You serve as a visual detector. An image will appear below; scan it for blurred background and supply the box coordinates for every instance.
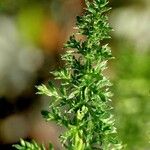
[0,0,149,149]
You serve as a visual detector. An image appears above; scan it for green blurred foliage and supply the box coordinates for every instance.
[113,43,150,150]
[16,5,44,44]
[0,0,49,14]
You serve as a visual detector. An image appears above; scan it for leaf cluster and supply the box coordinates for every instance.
[13,139,54,150]
[14,0,122,149]
[36,0,122,149]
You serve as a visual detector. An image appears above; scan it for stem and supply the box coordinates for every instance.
[74,132,85,150]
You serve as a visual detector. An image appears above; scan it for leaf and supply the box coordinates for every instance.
[27,0,123,149]
[13,139,46,150]
[49,143,54,150]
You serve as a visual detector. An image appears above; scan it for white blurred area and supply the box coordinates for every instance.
[0,16,44,99]
[111,0,150,51]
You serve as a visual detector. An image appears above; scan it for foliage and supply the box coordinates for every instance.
[14,0,122,149]
[13,139,53,150]
[113,45,150,150]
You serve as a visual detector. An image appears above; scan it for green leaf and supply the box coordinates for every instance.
[31,0,122,149]
[13,139,46,150]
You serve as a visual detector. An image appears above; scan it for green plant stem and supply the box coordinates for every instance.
[13,0,122,149]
